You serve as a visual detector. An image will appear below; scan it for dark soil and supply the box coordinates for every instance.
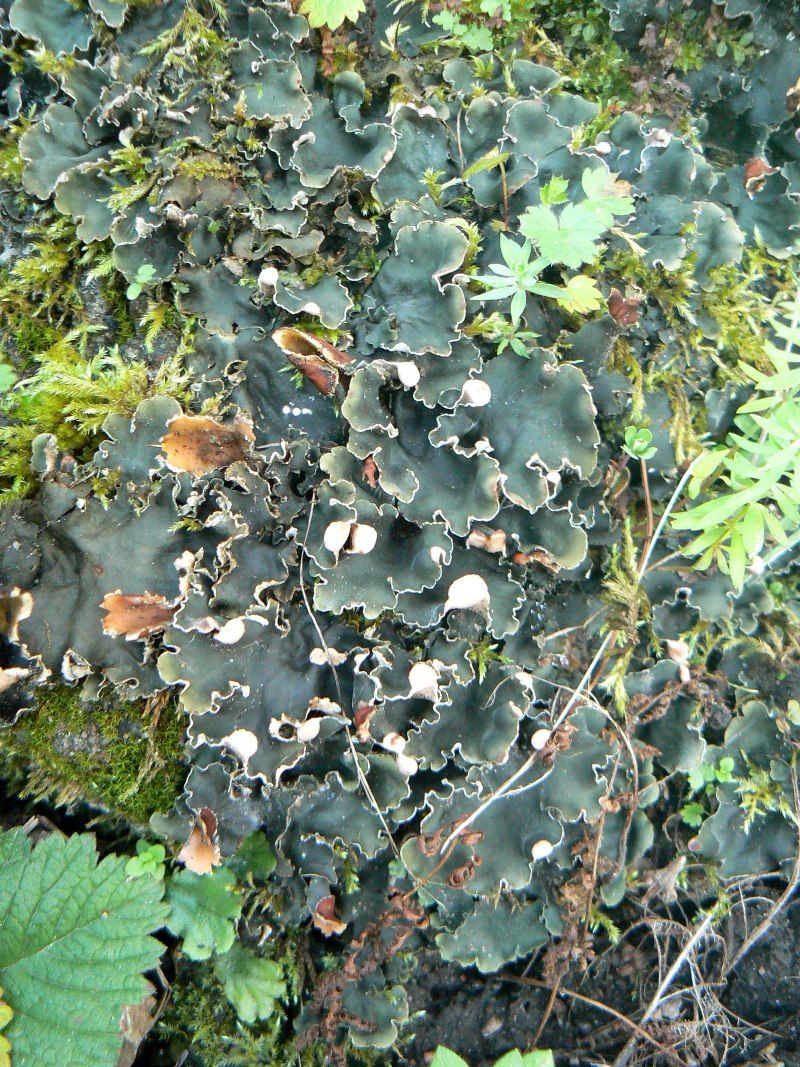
[394,906,800,1067]
[726,901,800,1066]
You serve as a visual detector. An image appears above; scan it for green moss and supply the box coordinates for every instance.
[0,683,187,825]
[0,332,191,498]
[523,0,636,110]
[98,271,137,346]
[605,246,794,392]
[158,945,327,1067]
[157,931,391,1066]
[0,119,28,188]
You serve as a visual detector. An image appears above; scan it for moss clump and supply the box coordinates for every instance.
[0,333,191,498]
[605,246,794,387]
[157,951,328,1067]
[157,935,389,1066]
[523,0,637,110]
[0,683,186,825]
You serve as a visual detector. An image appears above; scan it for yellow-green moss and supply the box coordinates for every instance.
[0,683,186,825]
[605,246,794,387]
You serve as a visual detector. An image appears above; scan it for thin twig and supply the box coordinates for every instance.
[298,493,403,865]
[613,912,716,1067]
[499,160,509,229]
[437,631,611,854]
[437,457,701,856]
[639,457,654,562]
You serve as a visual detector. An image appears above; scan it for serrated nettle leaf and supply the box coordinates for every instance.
[0,830,167,1067]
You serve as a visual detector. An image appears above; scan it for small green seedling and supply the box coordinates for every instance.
[126,263,157,300]
[622,425,657,460]
[126,839,167,880]
[681,757,735,827]
[474,233,602,324]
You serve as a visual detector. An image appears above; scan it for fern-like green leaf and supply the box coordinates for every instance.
[0,830,168,1067]
[675,284,800,586]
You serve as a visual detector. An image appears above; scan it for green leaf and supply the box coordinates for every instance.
[681,802,705,828]
[462,148,510,181]
[520,202,606,269]
[299,0,366,29]
[727,528,748,589]
[580,168,634,222]
[716,757,735,783]
[165,867,242,961]
[214,943,286,1024]
[0,987,12,1067]
[623,425,657,459]
[739,505,764,557]
[550,273,603,313]
[0,829,167,1067]
[510,289,527,323]
[0,364,15,393]
[126,839,166,880]
[234,831,277,882]
[539,176,569,205]
[457,23,495,51]
[430,1049,470,1067]
[762,505,789,546]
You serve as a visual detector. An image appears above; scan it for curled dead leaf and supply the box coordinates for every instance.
[447,858,480,889]
[101,592,176,640]
[161,414,254,476]
[743,156,778,196]
[116,992,157,1067]
[313,895,347,936]
[272,327,352,396]
[467,527,506,553]
[608,287,641,326]
[362,454,379,488]
[177,807,221,875]
[353,701,376,742]
[511,548,560,573]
